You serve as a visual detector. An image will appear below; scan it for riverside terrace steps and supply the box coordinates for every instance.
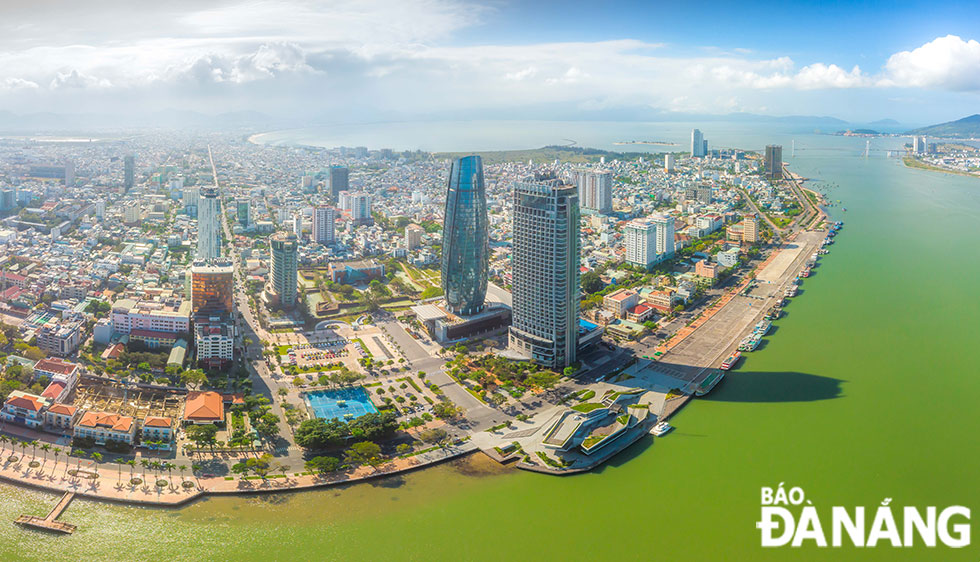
[15,491,77,534]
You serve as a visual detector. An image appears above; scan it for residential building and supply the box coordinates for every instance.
[197,187,221,260]
[405,224,424,250]
[603,289,640,318]
[194,322,234,368]
[624,219,658,268]
[348,192,372,224]
[652,214,676,259]
[691,129,705,157]
[664,153,675,173]
[44,403,79,432]
[695,260,718,279]
[441,155,489,316]
[743,215,759,244]
[312,205,336,245]
[508,174,580,368]
[570,168,613,214]
[765,145,783,179]
[267,232,299,308]
[123,202,141,224]
[36,318,83,357]
[111,298,191,335]
[74,411,136,445]
[141,416,174,448]
[2,391,51,429]
[33,357,81,389]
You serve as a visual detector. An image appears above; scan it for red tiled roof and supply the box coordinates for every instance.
[48,403,77,416]
[142,416,172,428]
[40,381,66,399]
[184,391,224,422]
[77,411,133,432]
[628,304,651,315]
[34,358,80,377]
[5,394,44,412]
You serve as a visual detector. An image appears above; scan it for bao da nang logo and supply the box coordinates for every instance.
[757,484,971,548]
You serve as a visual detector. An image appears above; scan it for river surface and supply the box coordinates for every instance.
[3,122,980,561]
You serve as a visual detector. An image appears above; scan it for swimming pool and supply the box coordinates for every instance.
[304,387,378,421]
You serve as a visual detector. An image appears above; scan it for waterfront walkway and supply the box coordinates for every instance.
[0,441,478,507]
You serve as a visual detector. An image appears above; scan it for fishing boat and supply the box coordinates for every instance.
[721,351,741,370]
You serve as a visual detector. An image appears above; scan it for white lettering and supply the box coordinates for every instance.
[792,506,827,547]
[758,507,795,547]
[937,506,970,548]
[831,506,864,547]
[867,506,902,547]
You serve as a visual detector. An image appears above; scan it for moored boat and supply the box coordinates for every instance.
[721,351,741,370]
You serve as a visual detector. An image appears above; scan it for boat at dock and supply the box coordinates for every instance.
[753,319,772,335]
[650,421,673,436]
[695,370,724,396]
[738,334,762,351]
[721,351,741,370]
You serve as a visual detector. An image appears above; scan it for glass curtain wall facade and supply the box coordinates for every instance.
[441,156,488,316]
[197,187,221,260]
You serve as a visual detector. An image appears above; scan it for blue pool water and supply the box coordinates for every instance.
[305,387,378,421]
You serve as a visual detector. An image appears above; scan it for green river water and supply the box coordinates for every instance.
[3,133,980,561]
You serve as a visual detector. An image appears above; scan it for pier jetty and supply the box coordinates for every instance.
[14,491,77,534]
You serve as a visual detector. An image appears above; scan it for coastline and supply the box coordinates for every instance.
[0,442,479,508]
[903,155,980,179]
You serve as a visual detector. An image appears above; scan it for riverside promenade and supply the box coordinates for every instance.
[0,442,479,508]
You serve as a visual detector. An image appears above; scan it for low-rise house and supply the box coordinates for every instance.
[2,391,52,429]
[183,391,225,425]
[603,289,640,318]
[73,411,136,445]
[140,416,174,449]
[45,403,79,432]
[33,357,81,391]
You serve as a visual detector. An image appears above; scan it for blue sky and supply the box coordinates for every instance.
[0,0,976,125]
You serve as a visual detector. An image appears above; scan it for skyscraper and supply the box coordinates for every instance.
[268,232,299,308]
[124,154,135,190]
[624,219,658,268]
[441,155,488,316]
[197,187,221,260]
[405,224,424,250]
[64,161,75,188]
[348,192,372,224]
[312,205,336,244]
[508,174,580,369]
[190,260,234,319]
[570,168,613,214]
[764,145,783,179]
[237,198,251,228]
[650,215,675,262]
[664,153,675,173]
[329,166,349,201]
[691,129,705,157]
[183,187,199,218]
[652,214,675,259]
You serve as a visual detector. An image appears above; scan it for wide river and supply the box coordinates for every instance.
[4,122,980,561]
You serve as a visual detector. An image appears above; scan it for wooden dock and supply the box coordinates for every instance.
[14,491,77,534]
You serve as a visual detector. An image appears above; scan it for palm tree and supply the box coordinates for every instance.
[40,443,51,463]
[19,441,28,460]
[177,464,187,482]
[53,447,61,472]
[0,435,8,452]
[140,458,149,480]
[30,440,38,459]
[90,452,102,476]
[191,463,202,486]
[127,459,136,480]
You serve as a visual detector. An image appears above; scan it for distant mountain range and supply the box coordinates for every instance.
[907,114,980,138]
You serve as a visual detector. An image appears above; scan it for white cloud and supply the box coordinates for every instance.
[881,35,980,90]
[49,69,112,90]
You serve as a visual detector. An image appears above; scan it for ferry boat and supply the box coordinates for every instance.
[721,351,741,370]
[754,319,772,335]
[695,370,725,396]
[801,267,811,278]
[784,286,798,298]
[650,421,673,436]
[738,335,762,351]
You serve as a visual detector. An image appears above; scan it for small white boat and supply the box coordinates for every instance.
[650,421,673,436]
